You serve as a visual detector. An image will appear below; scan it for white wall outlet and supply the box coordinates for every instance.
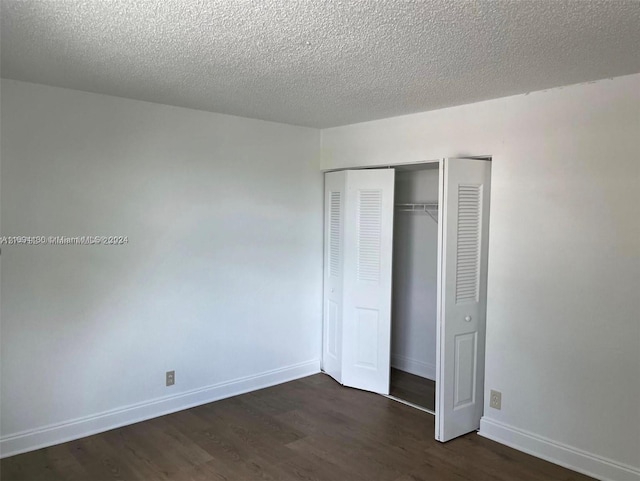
[166,370,175,386]
[489,389,502,410]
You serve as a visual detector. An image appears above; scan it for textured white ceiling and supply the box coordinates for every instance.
[1,0,639,127]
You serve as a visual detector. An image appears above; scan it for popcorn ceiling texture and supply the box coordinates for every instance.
[1,0,639,128]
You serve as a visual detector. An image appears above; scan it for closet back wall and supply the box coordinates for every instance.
[0,80,323,456]
[392,169,439,380]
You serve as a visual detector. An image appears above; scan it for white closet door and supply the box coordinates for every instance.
[342,169,395,394]
[323,171,346,383]
[436,158,491,442]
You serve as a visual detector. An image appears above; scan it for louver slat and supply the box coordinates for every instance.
[357,190,382,283]
[329,191,341,277]
[455,185,482,303]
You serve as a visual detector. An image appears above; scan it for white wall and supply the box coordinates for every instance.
[392,168,439,380]
[0,80,323,456]
[322,74,640,481]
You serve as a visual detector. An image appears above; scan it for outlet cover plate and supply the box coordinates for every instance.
[490,390,502,409]
[166,370,175,387]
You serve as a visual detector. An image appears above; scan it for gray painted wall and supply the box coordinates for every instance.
[0,80,323,453]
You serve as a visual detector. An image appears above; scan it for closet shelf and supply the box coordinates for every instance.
[395,202,439,222]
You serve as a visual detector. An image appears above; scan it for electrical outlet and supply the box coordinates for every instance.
[489,390,502,410]
[166,370,175,387]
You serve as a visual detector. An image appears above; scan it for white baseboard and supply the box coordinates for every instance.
[0,359,320,459]
[391,354,436,381]
[479,417,640,481]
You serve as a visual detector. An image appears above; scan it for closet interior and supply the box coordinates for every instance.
[390,164,439,411]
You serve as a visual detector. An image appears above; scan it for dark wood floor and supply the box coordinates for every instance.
[390,368,436,411]
[1,374,594,481]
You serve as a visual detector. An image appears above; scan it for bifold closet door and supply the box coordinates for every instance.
[323,171,345,383]
[436,158,491,442]
[323,169,395,395]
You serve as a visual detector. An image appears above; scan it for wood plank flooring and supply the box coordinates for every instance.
[0,374,595,481]
[389,368,436,411]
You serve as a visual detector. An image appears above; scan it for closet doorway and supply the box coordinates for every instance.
[321,158,491,442]
[390,163,439,413]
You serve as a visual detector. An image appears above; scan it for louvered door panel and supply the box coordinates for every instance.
[455,185,482,303]
[357,190,382,283]
[329,191,342,278]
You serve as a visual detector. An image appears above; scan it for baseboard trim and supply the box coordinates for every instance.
[391,354,436,381]
[0,359,320,459]
[479,417,640,481]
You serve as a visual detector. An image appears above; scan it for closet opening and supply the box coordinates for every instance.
[322,157,491,441]
[389,163,439,413]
